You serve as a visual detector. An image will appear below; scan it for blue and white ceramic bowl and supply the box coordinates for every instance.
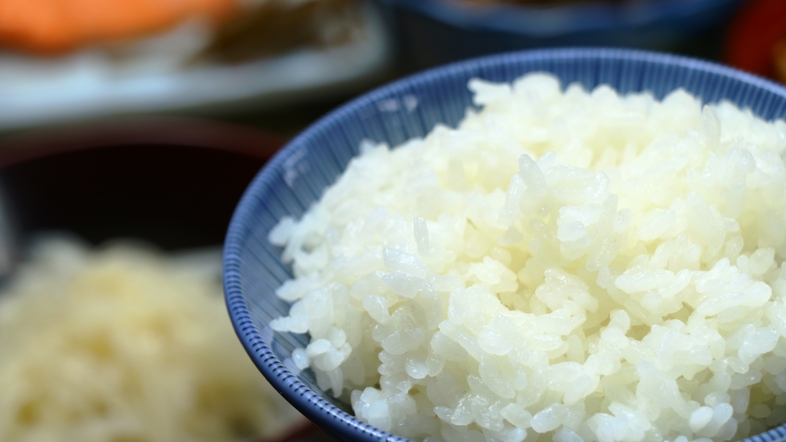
[224,48,786,442]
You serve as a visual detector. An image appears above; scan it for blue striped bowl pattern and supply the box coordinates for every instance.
[223,48,786,442]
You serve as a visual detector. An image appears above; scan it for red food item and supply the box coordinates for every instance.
[775,40,786,84]
[0,0,237,54]
[725,0,786,81]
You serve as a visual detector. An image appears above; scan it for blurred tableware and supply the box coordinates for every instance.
[0,185,16,281]
[0,117,285,249]
[0,1,391,132]
[374,0,746,70]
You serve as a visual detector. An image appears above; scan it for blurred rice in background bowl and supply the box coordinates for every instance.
[0,119,328,442]
[373,0,747,70]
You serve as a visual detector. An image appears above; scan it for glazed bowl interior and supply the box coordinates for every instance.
[223,48,786,442]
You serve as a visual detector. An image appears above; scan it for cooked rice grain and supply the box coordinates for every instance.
[270,73,786,442]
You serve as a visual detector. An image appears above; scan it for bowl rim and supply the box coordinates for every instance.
[224,47,786,442]
[376,0,745,37]
[0,117,286,169]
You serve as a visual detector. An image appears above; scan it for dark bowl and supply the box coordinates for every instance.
[224,48,786,442]
[0,118,284,251]
[374,0,747,70]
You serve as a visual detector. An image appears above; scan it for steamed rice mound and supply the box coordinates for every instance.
[269,73,786,442]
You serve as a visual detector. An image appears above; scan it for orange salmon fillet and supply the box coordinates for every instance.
[0,0,237,54]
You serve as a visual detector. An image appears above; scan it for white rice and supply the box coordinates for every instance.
[269,73,786,442]
[0,237,304,441]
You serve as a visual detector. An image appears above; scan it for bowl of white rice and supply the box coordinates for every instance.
[223,48,786,442]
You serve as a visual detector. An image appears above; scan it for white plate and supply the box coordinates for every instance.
[0,2,392,131]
